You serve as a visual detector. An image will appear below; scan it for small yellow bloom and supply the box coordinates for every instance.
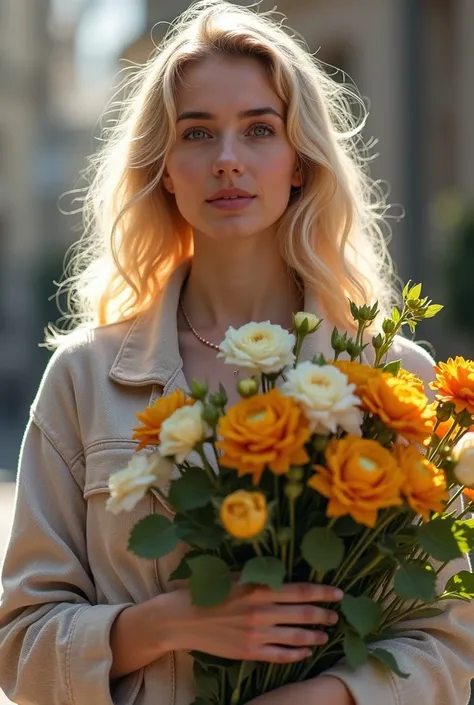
[360,374,435,444]
[220,491,268,539]
[430,357,474,416]
[394,444,448,521]
[308,436,403,528]
[132,390,195,451]
[216,389,310,484]
[294,311,320,334]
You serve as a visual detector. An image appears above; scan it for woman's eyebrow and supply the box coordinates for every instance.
[176,106,285,122]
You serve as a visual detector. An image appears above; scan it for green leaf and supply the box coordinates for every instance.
[445,570,474,599]
[169,468,214,512]
[382,359,401,376]
[392,306,401,323]
[128,514,178,559]
[407,283,422,300]
[424,304,444,319]
[239,557,286,592]
[193,661,220,699]
[340,595,382,637]
[301,527,345,574]
[188,555,232,607]
[394,562,436,603]
[402,606,444,620]
[417,516,464,562]
[370,649,409,678]
[343,628,368,668]
[402,281,411,299]
[190,651,234,669]
[168,549,203,581]
[189,698,213,705]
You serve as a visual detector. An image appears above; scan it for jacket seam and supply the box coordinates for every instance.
[66,605,89,705]
[30,413,74,472]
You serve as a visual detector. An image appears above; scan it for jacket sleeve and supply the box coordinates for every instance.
[0,345,140,705]
[325,336,474,704]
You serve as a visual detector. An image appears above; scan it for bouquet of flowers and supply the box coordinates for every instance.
[107,282,474,705]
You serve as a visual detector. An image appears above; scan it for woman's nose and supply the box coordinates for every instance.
[212,137,244,177]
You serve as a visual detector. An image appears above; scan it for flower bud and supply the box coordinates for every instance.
[382,319,396,334]
[287,467,304,482]
[190,380,209,401]
[458,410,474,429]
[284,482,303,501]
[220,490,268,539]
[372,333,383,350]
[237,378,259,398]
[313,436,329,453]
[346,340,361,358]
[436,401,455,423]
[201,403,221,427]
[331,327,347,353]
[276,527,292,545]
[294,311,320,335]
[209,385,228,408]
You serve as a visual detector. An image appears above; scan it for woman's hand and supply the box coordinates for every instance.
[244,675,356,705]
[158,582,343,663]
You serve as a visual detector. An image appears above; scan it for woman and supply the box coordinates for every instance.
[0,2,472,704]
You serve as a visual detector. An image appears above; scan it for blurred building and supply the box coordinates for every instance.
[0,0,50,421]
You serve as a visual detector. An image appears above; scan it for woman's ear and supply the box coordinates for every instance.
[291,162,302,189]
[162,169,175,194]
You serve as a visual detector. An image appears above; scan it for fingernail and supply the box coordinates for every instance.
[333,589,344,600]
[329,611,339,624]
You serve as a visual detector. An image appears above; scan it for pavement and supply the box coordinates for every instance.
[0,483,16,705]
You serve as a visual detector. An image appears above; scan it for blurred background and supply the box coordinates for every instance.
[0,0,473,700]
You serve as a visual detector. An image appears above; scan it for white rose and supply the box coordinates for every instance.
[294,311,320,334]
[106,453,171,515]
[453,433,474,487]
[282,362,362,435]
[159,403,207,463]
[218,321,295,375]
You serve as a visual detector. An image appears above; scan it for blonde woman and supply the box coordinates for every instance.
[0,2,472,705]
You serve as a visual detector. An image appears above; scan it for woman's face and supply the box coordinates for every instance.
[163,54,301,241]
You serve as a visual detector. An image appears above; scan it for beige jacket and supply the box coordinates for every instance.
[1,262,473,705]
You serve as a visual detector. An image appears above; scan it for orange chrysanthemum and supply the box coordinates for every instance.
[360,374,435,444]
[397,368,425,393]
[332,361,382,392]
[309,436,403,527]
[394,444,448,521]
[430,357,474,416]
[463,487,474,504]
[132,390,195,451]
[216,389,311,484]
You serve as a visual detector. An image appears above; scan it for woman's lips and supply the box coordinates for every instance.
[206,196,256,211]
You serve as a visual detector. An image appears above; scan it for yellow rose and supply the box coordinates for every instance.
[132,390,195,451]
[360,374,435,444]
[332,360,382,392]
[397,368,425,393]
[294,311,320,334]
[220,491,268,539]
[309,436,403,527]
[394,444,448,521]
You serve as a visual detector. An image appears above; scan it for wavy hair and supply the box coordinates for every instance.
[46,0,399,347]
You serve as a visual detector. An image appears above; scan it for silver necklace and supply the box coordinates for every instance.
[179,297,240,376]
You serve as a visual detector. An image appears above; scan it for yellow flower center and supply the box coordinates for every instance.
[250,410,267,423]
[250,333,265,343]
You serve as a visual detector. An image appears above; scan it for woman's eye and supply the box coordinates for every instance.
[183,128,211,141]
[248,124,275,138]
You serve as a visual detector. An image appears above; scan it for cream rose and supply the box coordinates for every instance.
[453,433,474,487]
[106,452,172,514]
[159,403,207,463]
[282,362,362,435]
[218,322,295,375]
[294,311,320,334]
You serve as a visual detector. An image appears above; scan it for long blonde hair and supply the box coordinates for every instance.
[46,0,398,347]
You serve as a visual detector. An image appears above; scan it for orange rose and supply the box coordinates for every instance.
[132,390,195,451]
[216,389,310,484]
[463,488,474,504]
[360,374,435,444]
[430,357,474,416]
[394,444,448,521]
[397,368,425,393]
[308,436,403,527]
[332,361,381,392]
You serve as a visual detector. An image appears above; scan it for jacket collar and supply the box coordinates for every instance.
[109,259,338,389]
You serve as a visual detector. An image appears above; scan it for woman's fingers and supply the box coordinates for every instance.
[264,626,329,647]
[253,645,312,663]
[248,583,343,605]
[274,604,339,627]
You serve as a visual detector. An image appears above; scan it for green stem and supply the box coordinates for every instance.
[230,661,247,705]
[261,663,276,694]
[289,499,296,579]
[343,553,386,593]
[274,475,281,528]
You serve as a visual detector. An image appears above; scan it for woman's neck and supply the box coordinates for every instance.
[181,232,303,334]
